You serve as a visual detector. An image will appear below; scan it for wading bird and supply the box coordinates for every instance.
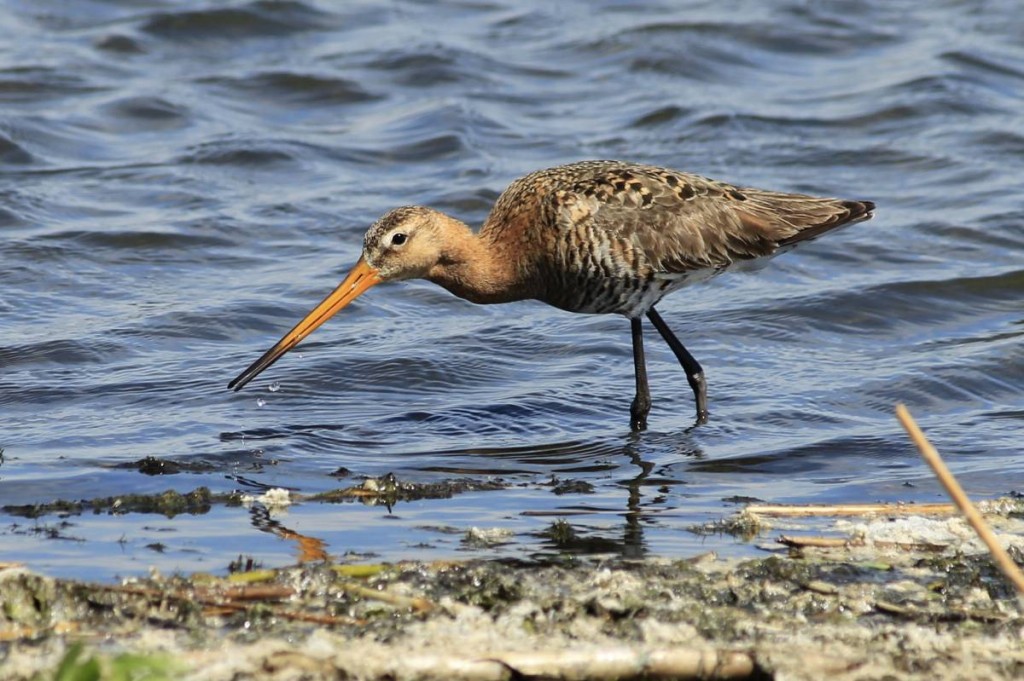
[229,160,874,429]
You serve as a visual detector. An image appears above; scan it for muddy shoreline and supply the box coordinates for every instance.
[3,486,1024,680]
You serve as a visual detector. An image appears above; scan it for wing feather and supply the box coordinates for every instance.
[485,160,874,278]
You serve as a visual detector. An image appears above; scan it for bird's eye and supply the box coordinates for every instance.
[390,232,407,246]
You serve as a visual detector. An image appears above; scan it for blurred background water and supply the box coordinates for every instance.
[0,0,1021,581]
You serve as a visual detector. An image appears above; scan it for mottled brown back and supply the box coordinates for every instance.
[482,160,874,314]
[489,160,872,271]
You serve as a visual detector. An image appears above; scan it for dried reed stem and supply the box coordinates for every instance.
[895,403,1024,595]
[747,502,956,517]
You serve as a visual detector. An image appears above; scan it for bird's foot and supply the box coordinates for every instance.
[687,372,709,426]
[630,397,651,432]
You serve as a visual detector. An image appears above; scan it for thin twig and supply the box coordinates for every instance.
[895,403,1024,596]
[479,648,756,680]
[254,647,758,681]
[778,535,855,548]
[337,582,436,614]
[778,534,949,552]
[747,502,956,517]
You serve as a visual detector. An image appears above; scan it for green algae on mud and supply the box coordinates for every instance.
[1,476,511,521]
[2,487,221,520]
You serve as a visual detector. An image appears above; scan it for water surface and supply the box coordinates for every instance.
[1,0,1022,580]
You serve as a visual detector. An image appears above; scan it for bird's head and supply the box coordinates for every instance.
[362,205,448,282]
[227,205,451,392]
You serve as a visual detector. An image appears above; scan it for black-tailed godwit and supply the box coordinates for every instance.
[229,160,874,429]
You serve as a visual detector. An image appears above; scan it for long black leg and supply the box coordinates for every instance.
[629,317,651,431]
[646,307,709,423]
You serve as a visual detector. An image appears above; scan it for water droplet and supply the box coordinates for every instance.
[268,382,281,393]
[256,397,266,408]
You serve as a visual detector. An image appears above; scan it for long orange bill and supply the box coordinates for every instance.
[228,257,381,391]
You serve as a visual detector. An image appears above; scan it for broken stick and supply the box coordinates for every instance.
[895,403,1024,596]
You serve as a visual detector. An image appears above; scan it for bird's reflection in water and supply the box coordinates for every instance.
[223,426,707,566]
[618,428,706,559]
[248,502,329,564]
[522,428,705,560]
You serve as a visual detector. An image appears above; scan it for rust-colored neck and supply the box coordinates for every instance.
[424,216,529,305]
